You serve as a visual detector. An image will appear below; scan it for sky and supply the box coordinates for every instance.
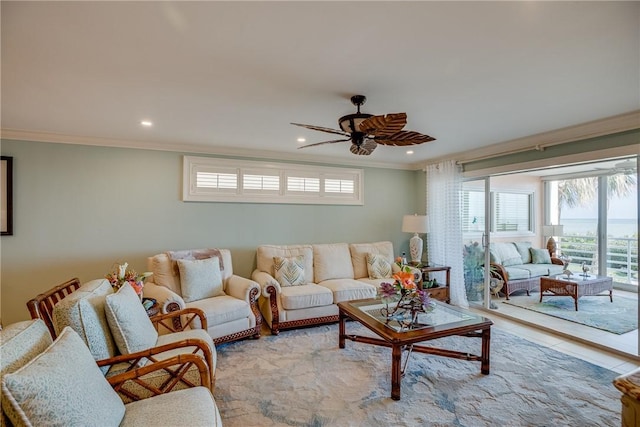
[562,184,638,220]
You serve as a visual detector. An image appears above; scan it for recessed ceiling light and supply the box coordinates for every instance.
[297,137,306,143]
[140,120,153,127]
[406,150,414,155]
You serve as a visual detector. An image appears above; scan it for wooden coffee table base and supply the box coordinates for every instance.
[338,310,491,400]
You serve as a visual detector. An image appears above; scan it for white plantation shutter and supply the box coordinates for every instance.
[183,156,362,205]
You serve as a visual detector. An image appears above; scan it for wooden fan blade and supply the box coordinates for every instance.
[374,131,436,146]
[359,113,407,136]
[349,139,377,155]
[298,138,350,149]
[291,123,349,137]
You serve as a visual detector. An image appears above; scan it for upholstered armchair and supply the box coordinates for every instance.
[27,278,216,401]
[143,248,262,345]
[0,319,222,427]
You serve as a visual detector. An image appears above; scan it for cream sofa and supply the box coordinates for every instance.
[144,248,262,345]
[252,241,405,334]
[489,241,564,299]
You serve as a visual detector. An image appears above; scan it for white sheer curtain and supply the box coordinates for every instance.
[426,160,468,308]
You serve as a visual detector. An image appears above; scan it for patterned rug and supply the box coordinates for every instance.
[503,294,638,335]
[213,323,620,427]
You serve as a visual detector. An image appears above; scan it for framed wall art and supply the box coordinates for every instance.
[1,156,13,236]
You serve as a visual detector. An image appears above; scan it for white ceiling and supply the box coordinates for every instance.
[2,1,639,169]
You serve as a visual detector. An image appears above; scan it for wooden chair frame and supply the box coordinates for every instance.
[26,278,215,391]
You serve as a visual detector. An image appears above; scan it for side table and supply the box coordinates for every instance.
[420,265,451,303]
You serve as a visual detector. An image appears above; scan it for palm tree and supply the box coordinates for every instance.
[557,173,637,218]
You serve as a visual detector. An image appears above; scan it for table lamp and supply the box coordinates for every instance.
[402,214,429,264]
[542,224,564,257]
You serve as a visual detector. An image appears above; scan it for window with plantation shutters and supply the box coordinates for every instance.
[183,156,363,205]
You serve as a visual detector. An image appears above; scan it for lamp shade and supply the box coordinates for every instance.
[402,214,429,234]
[542,225,564,237]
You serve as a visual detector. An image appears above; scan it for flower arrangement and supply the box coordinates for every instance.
[379,265,435,322]
[105,262,152,296]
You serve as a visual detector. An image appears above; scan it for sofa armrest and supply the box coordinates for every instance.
[144,282,186,313]
[225,275,260,304]
[490,263,509,281]
[251,270,282,297]
[150,308,208,333]
[550,257,564,265]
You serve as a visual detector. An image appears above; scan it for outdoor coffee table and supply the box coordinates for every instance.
[539,275,613,311]
[338,298,492,400]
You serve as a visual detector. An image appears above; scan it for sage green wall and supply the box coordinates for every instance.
[0,139,424,325]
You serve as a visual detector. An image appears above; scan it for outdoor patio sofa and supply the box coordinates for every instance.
[489,241,564,299]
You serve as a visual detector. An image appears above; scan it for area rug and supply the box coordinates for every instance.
[503,294,638,335]
[213,323,620,427]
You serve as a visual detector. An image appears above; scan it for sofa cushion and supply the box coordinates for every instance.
[279,284,334,310]
[530,248,552,264]
[186,295,251,327]
[178,257,225,303]
[257,245,314,284]
[548,263,565,276]
[503,266,531,280]
[52,278,118,364]
[313,243,354,283]
[105,283,158,355]
[1,327,125,427]
[514,242,533,264]
[491,243,523,267]
[317,279,377,304]
[0,320,52,378]
[273,255,306,287]
[513,264,551,278]
[120,387,221,427]
[349,241,395,279]
[366,253,392,279]
[149,253,182,295]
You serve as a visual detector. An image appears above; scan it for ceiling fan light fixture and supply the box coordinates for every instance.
[338,113,372,133]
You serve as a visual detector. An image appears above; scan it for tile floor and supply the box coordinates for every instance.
[469,289,640,375]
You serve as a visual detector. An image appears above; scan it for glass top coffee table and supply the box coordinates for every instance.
[338,298,493,400]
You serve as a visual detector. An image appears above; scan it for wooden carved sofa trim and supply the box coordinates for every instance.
[265,282,338,335]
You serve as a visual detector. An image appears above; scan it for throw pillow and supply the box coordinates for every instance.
[1,327,125,427]
[105,283,158,355]
[177,257,224,303]
[366,253,392,279]
[530,248,552,264]
[273,255,305,287]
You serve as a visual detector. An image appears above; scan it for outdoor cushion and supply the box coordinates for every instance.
[531,248,552,264]
[513,264,551,278]
[491,243,523,267]
[318,279,377,304]
[279,284,333,310]
[178,257,225,302]
[1,327,126,427]
[105,283,158,355]
[514,242,533,264]
[503,266,531,281]
[313,243,355,282]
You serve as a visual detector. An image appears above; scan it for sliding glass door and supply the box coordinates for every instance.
[462,178,491,308]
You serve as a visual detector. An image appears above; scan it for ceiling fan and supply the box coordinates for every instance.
[291,95,435,155]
